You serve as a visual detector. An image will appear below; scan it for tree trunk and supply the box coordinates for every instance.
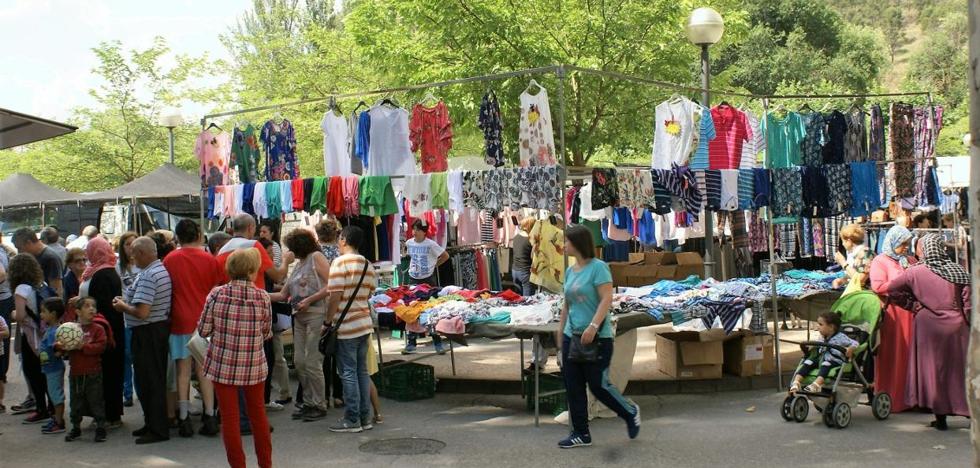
[967,1,980,464]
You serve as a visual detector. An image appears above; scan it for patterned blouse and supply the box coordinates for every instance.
[198,280,272,386]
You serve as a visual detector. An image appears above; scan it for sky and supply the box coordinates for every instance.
[0,0,246,122]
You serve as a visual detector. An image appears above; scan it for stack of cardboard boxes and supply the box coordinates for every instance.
[608,251,705,288]
[656,330,775,380]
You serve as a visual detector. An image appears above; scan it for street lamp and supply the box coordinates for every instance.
[687,7,724,280]
[159,112,183,165]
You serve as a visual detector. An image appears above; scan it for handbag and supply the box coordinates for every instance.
[319,261,370,357]
[186,331,209,364]
[567,333,599,363]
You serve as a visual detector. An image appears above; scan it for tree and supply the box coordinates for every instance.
[344,0,749,166]
[0,38,224,190]
[882,7,906,63]
[715,0,886,96]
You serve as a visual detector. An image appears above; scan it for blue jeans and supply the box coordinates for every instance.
[561,335,635,436]
[337,335,372,425]
[512,268,536,296]
[122,328,134,400]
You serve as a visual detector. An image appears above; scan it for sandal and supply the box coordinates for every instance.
[373,414,384,424]
[804,383,822,393]
[789,383,801,394]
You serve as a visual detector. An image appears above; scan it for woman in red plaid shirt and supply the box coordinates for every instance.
[198,248,273,468]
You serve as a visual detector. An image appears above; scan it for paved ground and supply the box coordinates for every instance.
[0,369,971,467]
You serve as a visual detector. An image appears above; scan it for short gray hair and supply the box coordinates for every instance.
[131,236,158,257]
[231,213,255,235]
[82,225,99,238]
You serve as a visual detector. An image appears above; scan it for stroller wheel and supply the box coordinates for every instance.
[872,393,892,420]
[792,396,809,423]
[822,403,836,427]
[833,402,851,429]
[781,395,795,421]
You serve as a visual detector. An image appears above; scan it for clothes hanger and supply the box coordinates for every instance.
[524,79,543,94]
[799,102,814,113]
[206,121,222,132]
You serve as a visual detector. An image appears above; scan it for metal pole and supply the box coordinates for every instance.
[168,127,176,165]
[700,44,715,279]
[762,98,782,390]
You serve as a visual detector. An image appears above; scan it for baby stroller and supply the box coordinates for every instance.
[780,290,891,429]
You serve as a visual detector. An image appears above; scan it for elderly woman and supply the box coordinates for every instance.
[887,234,971,431]
[199,248,273,468]
[269,229,332,422]
[868,226,917,412]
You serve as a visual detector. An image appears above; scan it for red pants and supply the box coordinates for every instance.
[214,382,272,468]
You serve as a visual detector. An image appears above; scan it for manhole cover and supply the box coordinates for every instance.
[359,438,446,455]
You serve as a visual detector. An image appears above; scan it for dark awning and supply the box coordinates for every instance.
[0,173,82,208]
[0,107,77,150]
[83,163,201,201]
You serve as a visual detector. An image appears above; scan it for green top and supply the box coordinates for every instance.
[359,176,399,216]
[430,172,449,209]
[764,112,805,168]
[311,176,327,213]
[563,259,614,339]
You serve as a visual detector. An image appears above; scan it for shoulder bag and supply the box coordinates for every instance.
[319,261,370,357]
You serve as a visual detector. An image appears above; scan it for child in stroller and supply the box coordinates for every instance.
[789,312,857,394]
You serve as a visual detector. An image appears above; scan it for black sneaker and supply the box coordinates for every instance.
[275,397,293,406]
[123,398,134,408]
[177,417,194,438]
[199,415,220,437]
[291,406,312,420]
[65,427,82,442]
[95,428,107,443]
[23,412,50,424]
[302,408,327,422]
[11,398,35,415]
[132,426,149,437]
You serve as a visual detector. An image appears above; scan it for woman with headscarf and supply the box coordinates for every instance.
[887,234,971,431]
[80,237,125,427]
[868,225,917,412]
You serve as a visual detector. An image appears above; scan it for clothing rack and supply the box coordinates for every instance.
[197,66,936,398]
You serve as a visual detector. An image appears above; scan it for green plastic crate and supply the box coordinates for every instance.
[523,373,567,416]
[372,360,436,401]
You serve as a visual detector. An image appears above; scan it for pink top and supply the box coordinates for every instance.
[869,254,917,295]
[409,101,453,173]
[708,105,752,170]
[343,176,360,217]
[195,130,231,187]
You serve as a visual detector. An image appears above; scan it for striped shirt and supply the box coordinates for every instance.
[327,254,377,339]
[739,111,765,169]
[124,259,172,328]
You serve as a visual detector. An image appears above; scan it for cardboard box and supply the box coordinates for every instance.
[608,262,632,287]
[674,252,705,280]
[644,251,676,266]
[628,253,646,264]
[723,333,775,377]
[656,331,724,380]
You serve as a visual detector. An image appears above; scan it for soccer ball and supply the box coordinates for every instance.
[56,322,85,351]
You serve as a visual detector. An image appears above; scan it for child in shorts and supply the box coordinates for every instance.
[38,297,67,434]
[64,297,108,443]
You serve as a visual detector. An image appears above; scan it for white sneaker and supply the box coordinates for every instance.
[265,401,284,411]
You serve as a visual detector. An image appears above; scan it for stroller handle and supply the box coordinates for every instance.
[798,341,853,357]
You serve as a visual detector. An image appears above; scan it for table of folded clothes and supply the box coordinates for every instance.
[369,284,669,343]
[611,269,845,334]
[368,269,844,343]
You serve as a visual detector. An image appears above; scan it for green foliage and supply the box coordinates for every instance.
[716,0,885,96]
[0,38,224,190]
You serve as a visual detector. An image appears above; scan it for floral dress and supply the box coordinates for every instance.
[518,87,557,167]
[261,119,299,181]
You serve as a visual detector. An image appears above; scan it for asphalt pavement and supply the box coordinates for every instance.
[0,370,971,467]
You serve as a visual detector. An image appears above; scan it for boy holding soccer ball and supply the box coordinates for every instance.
[63,297,108,443]
[38,297,67,434]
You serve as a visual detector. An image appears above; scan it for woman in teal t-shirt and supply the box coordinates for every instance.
[556,225,640,449]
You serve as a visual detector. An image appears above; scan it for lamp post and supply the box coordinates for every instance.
[687,7,724,280]
[159,112,183,165]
